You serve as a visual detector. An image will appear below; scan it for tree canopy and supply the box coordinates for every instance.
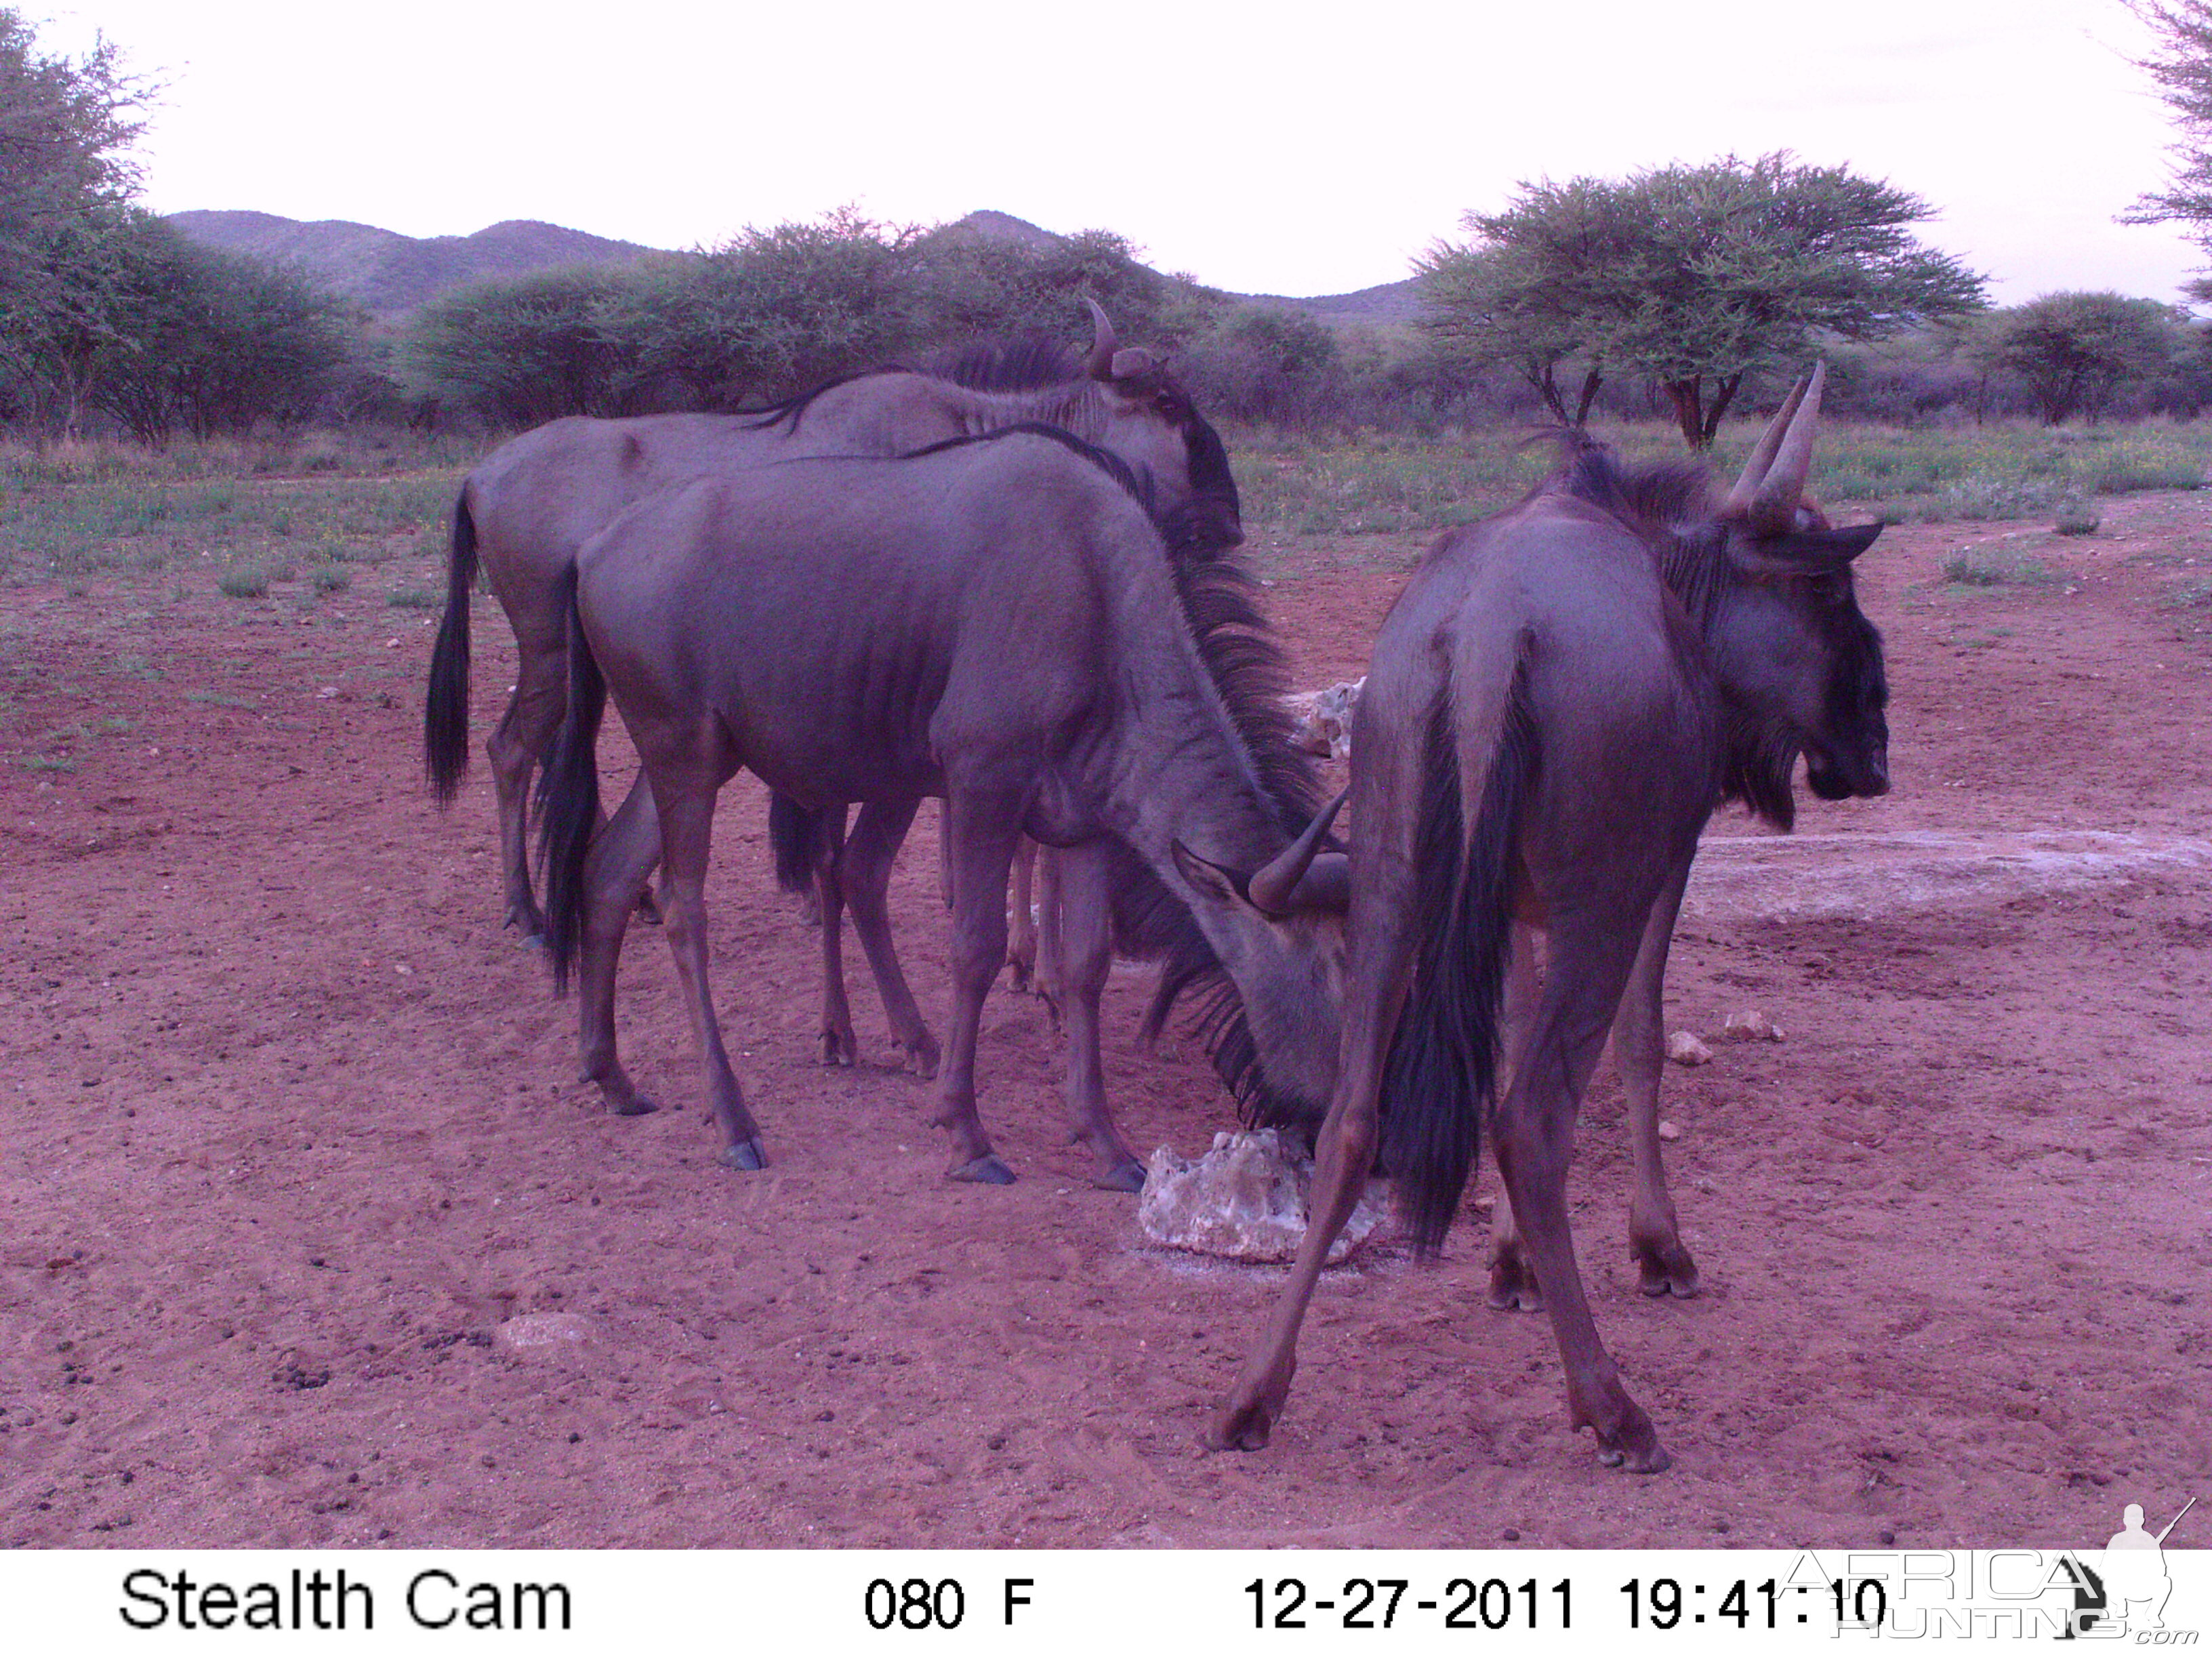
[1966,291,2186,425]
[2123,0,2212,293]
[1418,153,1988,448]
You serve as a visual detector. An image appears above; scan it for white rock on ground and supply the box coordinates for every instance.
[1723,1008,1786,1042]
[491,1311,602,1355]
[1666,1029,1714,1065]
[1139,1128,1385,1263]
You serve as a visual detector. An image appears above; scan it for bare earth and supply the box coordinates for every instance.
[3,489,2208,1550]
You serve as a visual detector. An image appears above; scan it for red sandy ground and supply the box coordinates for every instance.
[2,489,2208,1551]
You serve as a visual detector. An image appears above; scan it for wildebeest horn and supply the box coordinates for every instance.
[1753,359,1827,517]
[1084,296,1118,380]
[1721,369,1809,514]
[1248,791,1347,916]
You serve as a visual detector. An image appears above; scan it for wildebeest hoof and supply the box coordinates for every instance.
[517,930,548,951]
[819,1027,857,1067]
[610,1094,659,1118]
[720,1138,768,1171]
[1005,956,1033,992]
[1094,1158,1146,1193]
[1486,1258,1543,1313]
[902,1033,943,1079]
[1596,1439,1672,1474]
[1635,1243,1701,1298]
[1205,1400,1277,1452]
[949,1153,1017,1185]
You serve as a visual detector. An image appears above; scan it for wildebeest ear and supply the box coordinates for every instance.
[1170,840,1249,909]
[1729,520,1882,577]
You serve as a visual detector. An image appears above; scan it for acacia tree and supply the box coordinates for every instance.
[2123,0,2212,292]
[1422,154,1987,448]
[1966,292,2185,424]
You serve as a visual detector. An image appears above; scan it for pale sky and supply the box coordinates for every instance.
[33,0,2209,306]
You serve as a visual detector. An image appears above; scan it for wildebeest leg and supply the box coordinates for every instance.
[654,784,767,1170]
[1491,918,1668,1473]
[485,615,567,942]
[1033,848,1065,1025]
[1050,840,1145,1191]
[1485,920,1546,1312]
[574,777,664,1118]
[1622,855,1698,1297]
[928,788,1023,1185]
[1005,837,1038,991]
[843,796,941,1077]
[1208,708,1425,1453]
[811,804,859,1067]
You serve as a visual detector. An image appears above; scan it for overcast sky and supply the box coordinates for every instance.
[33,0,2208,306]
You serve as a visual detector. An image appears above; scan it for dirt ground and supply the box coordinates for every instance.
[3,485,2208,1551]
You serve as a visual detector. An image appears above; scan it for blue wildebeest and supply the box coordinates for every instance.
[423,302,1240,977]
[534,427,1346,1185]
[1208,366,1889,1473]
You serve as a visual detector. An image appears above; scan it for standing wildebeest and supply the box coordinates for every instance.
[535,428,1347,1185]
[1208,366,1890,1473]
[423,302,1240,957]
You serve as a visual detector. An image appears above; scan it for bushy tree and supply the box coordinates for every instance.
[1967,291,2187,424]
[1421,153,1987,448]
[0,9,150,434]
[85,219,354,442]
[403,266,653,425]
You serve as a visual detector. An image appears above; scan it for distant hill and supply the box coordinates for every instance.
[164,207,1425,326]
[165,211,663,316]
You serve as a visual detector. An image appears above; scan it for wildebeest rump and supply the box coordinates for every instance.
[423,302,1241,949]
[1208,366,1889,1473]
[534,428,1346,1185]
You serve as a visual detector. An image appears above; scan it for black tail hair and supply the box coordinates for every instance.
[534,571,605,994]
[767,791,822,894]
[424,491,477,802]
[1379,671,1538,1255]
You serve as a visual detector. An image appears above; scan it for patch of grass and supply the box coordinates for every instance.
[2053,499,2102,536]
[1943,546,2066,589]
[2160,577,2212,611]
[386,586,438,609]
[310,565,351,594]
[218,568,269,599]
[21,754,77,773]
[1931,475,2071,523]
[2083,444,2204,495]
[184,690,255,710]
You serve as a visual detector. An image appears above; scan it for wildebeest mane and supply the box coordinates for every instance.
[933,335,1083,394]
[896,422,1151,509]
[1120,536,1328,1130]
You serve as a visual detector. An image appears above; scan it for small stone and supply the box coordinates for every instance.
[1502,1528,1520,1541]
[1657,1120,1681,1142]
[1723,1009,1784,1042]
[1666,1030,1713,1066]
[491,1312,602,1355]
[1138,1130,1386,1263]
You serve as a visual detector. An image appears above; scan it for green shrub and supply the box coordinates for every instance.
[311,565,350,594]
[218,568,269,599]
[386,586,438,609]
[2053,499,2102,536]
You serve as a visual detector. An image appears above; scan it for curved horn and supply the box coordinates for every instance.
[1083,296,1118,380]
[1247,791,1348,916]
[1721,367,1813,516]
[1752,359,1828,518]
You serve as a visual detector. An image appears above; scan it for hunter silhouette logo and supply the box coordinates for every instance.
[2059,1497,2198,1640]
[2102,1498,2194,1635]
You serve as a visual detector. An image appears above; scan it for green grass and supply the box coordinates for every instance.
[386,586,438,609]
[218,568,270,599]
[1942,546,2067,589]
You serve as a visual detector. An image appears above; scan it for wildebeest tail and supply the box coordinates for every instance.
[1380,668,1537,1256]
[534,572,605,994]
[423,491,477,804]
[766,792,821,895]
